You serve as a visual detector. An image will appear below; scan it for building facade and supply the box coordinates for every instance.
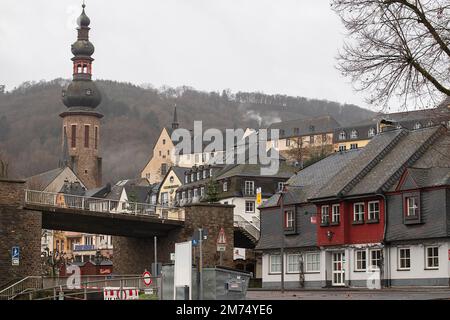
[258,124,450,288]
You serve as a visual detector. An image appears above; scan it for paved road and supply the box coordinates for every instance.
[247,288,450,300]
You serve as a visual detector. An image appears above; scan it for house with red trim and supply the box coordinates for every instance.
[257,122,450,289]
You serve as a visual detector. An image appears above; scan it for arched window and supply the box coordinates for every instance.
[83,65,88,74]
[77,64,82,73]
[350,129,358,139]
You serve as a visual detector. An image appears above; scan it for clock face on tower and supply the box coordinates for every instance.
[85,89,92,96]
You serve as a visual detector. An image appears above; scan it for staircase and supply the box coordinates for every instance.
[0,277,43,300]
[234,215,260,244]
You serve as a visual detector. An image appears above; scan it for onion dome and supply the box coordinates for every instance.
[62,80,102,109]
[71,40,95,56]
[77,4,91,28]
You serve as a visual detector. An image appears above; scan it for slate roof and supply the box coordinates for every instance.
[26,167,65,190]
[405,167,450,188]
[216,162,296,180]
[313,126,446,200]
[267,115,341,139]
[260,149,362,208]
[170,166,190,182]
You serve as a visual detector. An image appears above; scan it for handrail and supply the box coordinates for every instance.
[234,215,260,241]
[14,275,162,301]
[0,276,43,300]
[24,189,184,222]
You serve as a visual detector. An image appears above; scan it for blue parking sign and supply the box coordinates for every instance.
[12,246,20,266]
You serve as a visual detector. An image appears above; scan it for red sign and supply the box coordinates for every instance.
[143,271,152,286]
[217,227,227,245]
[448,249,450,261]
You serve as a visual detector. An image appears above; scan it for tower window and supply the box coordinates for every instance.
[77,64,82,74]
[84,125,90,148]
[94,127,98,149]
[71,125,77,148]
[83,65,88,73]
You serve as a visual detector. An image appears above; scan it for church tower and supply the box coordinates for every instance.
[60,3,103,189]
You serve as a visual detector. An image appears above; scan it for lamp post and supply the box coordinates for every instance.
[278,185,288,294]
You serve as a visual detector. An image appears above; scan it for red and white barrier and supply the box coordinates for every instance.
[103,287,139,300]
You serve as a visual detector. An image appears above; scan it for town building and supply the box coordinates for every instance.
[333,102,450,152]
[266,115,340,165]
[258,122,450,288]
[158,166,189,207]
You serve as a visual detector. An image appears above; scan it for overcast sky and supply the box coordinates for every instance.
[0,0,378,110]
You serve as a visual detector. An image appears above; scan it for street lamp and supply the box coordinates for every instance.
[278,184,288,294]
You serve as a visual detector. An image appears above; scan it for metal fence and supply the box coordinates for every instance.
[24,189,185,221]
[3,275,162,300]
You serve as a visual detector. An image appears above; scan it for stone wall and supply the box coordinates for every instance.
[113,203,235,274]
[0,179,42,287]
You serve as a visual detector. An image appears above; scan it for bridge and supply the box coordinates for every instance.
[24,189,185,237]
[0,178,235,289]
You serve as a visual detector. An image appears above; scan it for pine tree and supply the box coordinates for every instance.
[204,178,220,203]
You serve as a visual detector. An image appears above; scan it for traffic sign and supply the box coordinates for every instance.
[217,227,227,245]
[192,239,198,247]
[193,228,208,241]
[12,246,20,266]
[217,244,226,252]
[143,271,153,286]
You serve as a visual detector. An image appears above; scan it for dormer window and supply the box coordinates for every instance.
[339,131,346,140]
[350,129,358,139]
[427,120,434,127]
[414,122,422,130]
[368,128,376,137]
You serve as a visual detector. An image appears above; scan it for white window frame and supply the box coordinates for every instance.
[244,181,255,195]
[200,187,205,197]
[285,210,294,228]
[368,127,376,137]
[406,197,418,217]
[223,181,228,192]
[245,200,255,213]
[278,182,284,192]
[368,201,380,221]
[353,202,365,222]
[350,129,358,139]
[269,255,281,274]
[425,246,439,270]
[197,172,201,180]
[321,205,329,224]
[286,254,300,274]
[355,250,367,271]
[339,131,346,140]
[332,204,340,223]
[305,252,320,273]
[202,170,206,179]
[398,247,411,270]
[369,249,382,271]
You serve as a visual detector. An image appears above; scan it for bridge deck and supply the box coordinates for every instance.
[24,190,184,237]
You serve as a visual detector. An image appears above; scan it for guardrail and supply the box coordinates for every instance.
[234,215,260,241]
[24,189,185,221]
[0,276,43,300]
[9,275,162,300]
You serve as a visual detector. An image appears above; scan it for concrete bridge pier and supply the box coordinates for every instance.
[0,179,42,287]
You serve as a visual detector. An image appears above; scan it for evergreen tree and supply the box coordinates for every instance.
[204,178,220,203]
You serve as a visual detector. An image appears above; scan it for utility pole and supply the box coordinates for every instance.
[280,189,285,294]
[199,228,204,300]
[154,236,158,275]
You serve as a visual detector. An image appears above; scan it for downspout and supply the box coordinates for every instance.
[377,193,390,288]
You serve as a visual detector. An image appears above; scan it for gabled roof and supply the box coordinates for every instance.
[312,126,447,200]
[26,168,65,190]
[170,166,190,182]
[401,167,450,189]
[215,162,296,180]
[260,149,362,208]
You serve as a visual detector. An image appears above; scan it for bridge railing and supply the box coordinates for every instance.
[24,189,185,221]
